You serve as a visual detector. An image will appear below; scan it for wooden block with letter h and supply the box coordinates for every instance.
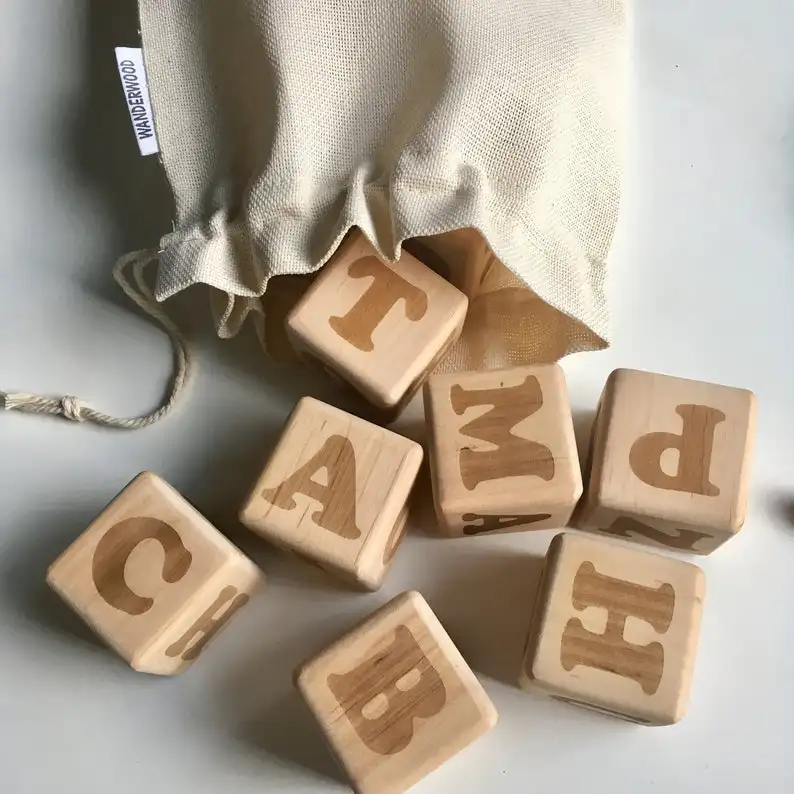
[286,230,468,414]
[423,363,582,536]
[520,532,705,725]
[576,368,757,554]
[47,472,264,675]
[240,397,423,590]
[296,590,497,794]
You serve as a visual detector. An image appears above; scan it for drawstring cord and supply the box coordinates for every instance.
[1,249,191,429]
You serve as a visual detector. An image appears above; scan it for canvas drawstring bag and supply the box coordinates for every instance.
[2,0,628,427]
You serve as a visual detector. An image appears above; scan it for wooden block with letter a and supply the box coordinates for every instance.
[286,229,468,413]
[423,363,582,537]
[520,532,705,725]
[576,368,757,554]
[240,397,423,590]
[46,472,264,675]
[296,590,497,794]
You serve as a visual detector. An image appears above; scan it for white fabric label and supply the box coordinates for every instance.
[115,47,159,156]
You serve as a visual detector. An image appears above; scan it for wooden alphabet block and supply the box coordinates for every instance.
[520,532,705,725]
[576,368,757,554]
[286,230,468,412]
[240,397,423,590]
[296,590,497,794]
[423,364,582,537]
[47,472,264,675]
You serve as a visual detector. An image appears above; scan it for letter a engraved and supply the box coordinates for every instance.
[451,376,555,490]
[327,625,446,755]
[462,513,551,535]
[600,517,711,552]
[329,257,428,352]
[261,435,361,539]
[560,562,675,695]
[92,517,192,615]
[630,404,725,496]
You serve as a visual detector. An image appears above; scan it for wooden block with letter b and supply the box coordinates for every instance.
[295,590,498,794]
[46,472,264,675]
[286,230,468,413]
[240,397,423,590]
[576,368,757,554]
[423,363,582,536]
[520,532,705,725]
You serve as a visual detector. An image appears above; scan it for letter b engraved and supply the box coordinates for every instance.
[451,376,555,490]
[630,404,725,496]
[92,517,193,615]
[327,625,446,755]
[560,562,675,695]
[329,257,428,352]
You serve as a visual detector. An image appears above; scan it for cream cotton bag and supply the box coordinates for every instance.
[2,0,628,426]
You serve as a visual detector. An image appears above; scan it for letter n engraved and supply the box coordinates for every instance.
[600,517,711,552]
[560,562,675,695]
[261,434,361,539]
[462,513,551,535]
[327,625,446,755]
[630,405,725,496]
[329,257,428,352]
[92,517,192,615]
[451,376,555,490]
[165,586,250,661]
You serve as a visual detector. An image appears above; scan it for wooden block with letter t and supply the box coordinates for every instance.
[295,590,497,794]
[576,368,757,554]
[46,472,264,675]
[520,532,705,725]
[286,229,468,414]
[423,363,582,537]
[240,397,423,590]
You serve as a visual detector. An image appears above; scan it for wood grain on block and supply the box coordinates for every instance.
[576,369,757,554]
[46,472,264,675]
[423,364,582,537]
[296,590,497,794]
[286,230,468,411]
[240,397,423,590]
[520,533,705,726]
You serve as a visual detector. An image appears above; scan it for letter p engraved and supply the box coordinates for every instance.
[327,625,446,755]
[560,562,675,695]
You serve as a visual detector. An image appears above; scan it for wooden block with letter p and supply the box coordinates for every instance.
[46,472,264,675]
[286,230,468,413]
[576,368,757,554]
[520,532,705,725]
[295,590,497,794]
[423,363,582,537]
[240,397,423,590]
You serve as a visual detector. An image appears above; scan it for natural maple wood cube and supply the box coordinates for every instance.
[520,532,706,726]
[286,230,468,412]
[47,472,264,675]
[296,590,497,794]
[240,397,423,590]
[423,364,582,537]
[576,368,757,554]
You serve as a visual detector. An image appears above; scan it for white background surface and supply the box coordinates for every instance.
[1,1,793,792]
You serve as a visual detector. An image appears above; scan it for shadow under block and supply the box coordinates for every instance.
[46,473,265,675]
[240,397,423,590]
[286,230,469,411]
[296,590,497,794]
[423,364,583,536]
[520,533,705,725]
[576,368,757,554]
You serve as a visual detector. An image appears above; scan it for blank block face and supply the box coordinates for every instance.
[47,473,264,675]
[577,369,757,554]
[286,230,468,410]
[424,364,583,537]
[520,533,705,725]
[296,591,497,794]
[240,397,423,590]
